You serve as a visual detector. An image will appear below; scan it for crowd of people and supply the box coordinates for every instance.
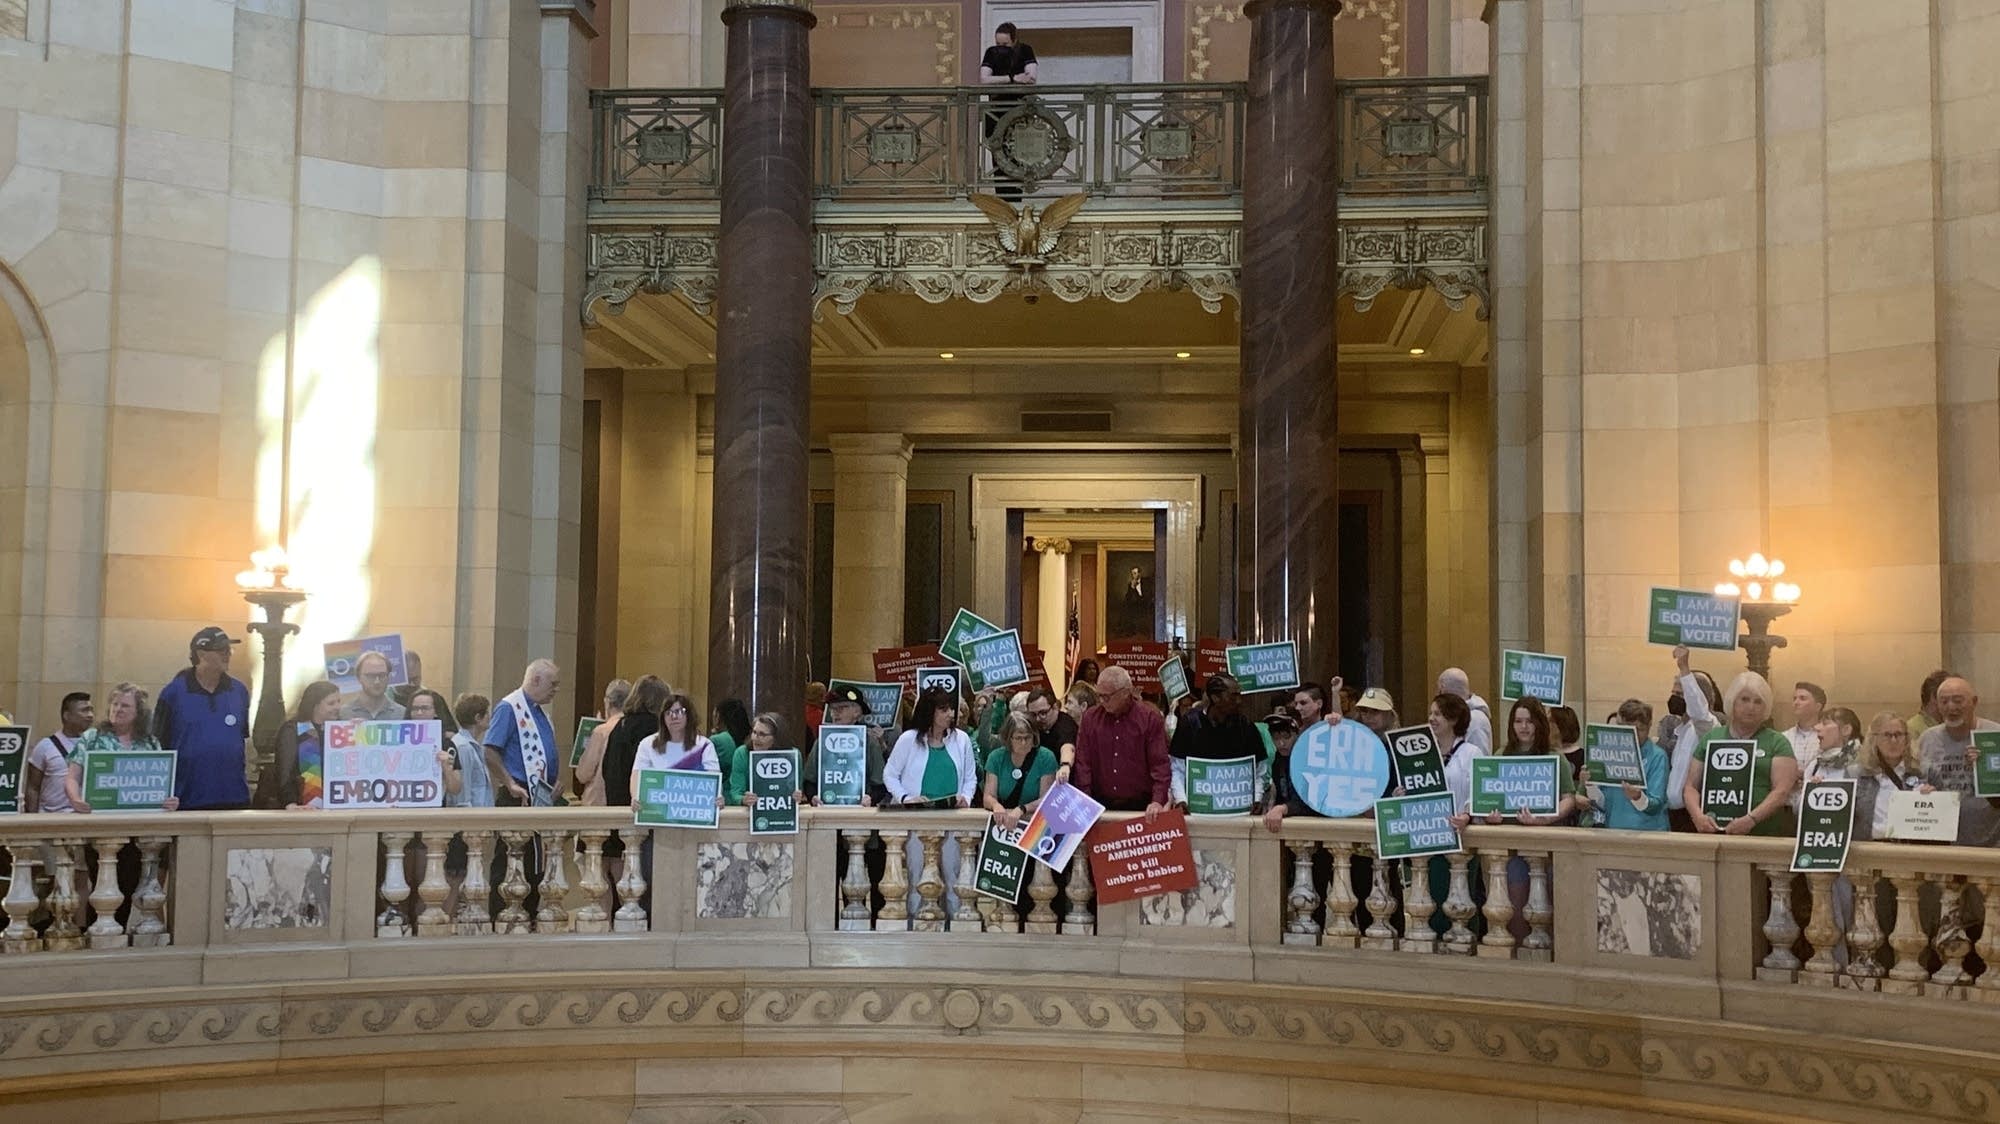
[11,626,1997,852]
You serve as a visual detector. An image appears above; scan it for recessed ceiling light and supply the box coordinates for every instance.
[939,351,955,360]
[1409,347,1426,356]
[1174,351,1192,360]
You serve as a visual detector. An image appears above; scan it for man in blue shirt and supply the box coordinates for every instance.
[484,658,562,807]
[154,626,252,810]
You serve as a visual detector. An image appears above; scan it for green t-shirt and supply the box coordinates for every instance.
[711,730,740,782]
[919,741,960,801]
[1695,725,1796,836]
[983,746,1057,810]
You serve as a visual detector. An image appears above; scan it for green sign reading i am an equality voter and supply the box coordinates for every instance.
[1647,588,1741,651]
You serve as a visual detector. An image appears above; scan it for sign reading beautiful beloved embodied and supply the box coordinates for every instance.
[1648,588,1741,651]
[1385,725,1447,797]
[1469,755,1561,817]
[815,725,868,807]
[1791,779,1857,873]
[323,720,445,809]
[1018,781,1105,870]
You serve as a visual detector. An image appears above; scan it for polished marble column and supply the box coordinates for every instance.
[1238,0,1342,677]
[709,0,817,729]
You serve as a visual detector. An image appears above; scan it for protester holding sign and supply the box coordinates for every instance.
[1804,707,1863,791]
[254,681,342,809]
[629,694,722,807]
[885,689,977,807]
[404,690,463,801]
[485,659,563,808]
[731,713,802,807]
[802,685,887,806]
[1073,667,1171,819]
[1428,694,1484,814]
[981,714,1057,829]
[1917,676,2000,846]
[572,679,631,807]
[65,683,179,813]
[1591,700,1669,832]
[1664,645,1725,830]
[602,676,668,811]
[1168,674,1267,812]
[1683,671,1798,837]
[1854,712,1929,841]
[1464,699,1578,827]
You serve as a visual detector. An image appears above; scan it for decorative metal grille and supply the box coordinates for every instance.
[591,90,723,202]
[1340,77,1488,199]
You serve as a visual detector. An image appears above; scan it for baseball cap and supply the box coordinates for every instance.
[1262,709,1298,732]
[1355,687,1395,713]
[827,683,871,715]
[190,626,241,654]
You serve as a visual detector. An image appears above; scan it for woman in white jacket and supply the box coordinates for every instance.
[1664,645,1724,831]
[884,688,979,921]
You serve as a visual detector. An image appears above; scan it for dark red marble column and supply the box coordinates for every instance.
[1239,0,1342,679]
[709,0,815,731]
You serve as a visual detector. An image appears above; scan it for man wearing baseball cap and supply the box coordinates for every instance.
[154,626,254,810]
[800,683,888,806]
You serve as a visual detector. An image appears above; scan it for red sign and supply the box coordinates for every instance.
[1102,640,1169,694]
[1023,645,1052,692]
[872,644,942,695]
[1086,809,1199,905]
[1196,637,1231,682]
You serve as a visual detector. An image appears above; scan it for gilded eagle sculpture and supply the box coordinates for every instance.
[969,191,1088,267]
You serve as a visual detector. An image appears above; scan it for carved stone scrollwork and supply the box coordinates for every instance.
[1337,217,1490,319]
[580,226,722,324]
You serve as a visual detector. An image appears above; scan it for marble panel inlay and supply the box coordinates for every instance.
[224,847,332,930]
[1595,868,1700,959]
[696,842,794,919]
[1138,848,1234,928]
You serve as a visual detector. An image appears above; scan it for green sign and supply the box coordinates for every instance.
[634,768,721,828]
[1791,778,1857,873]
[1225,641,1300,693]
[963,628,1031,693]
[828,679,903,731]
[1583,723,1645,785]
[1647,587,1741,651]
[1186,755,1257,815]
[1158,657,1190,703]
[1385,725,1447,797]
[973,816,1031,902]
[0,726,27,814]
[1500,649,1566,704]
[749,749,799,835]
[941,607,1002,663]
[1974,731,2000,799]
[82,749,177,811]
[1374,793,1462,859]
[1699,739,1757,826]
[570,716,603,768]
[816,725,868,806]
[1469,755,1561,817]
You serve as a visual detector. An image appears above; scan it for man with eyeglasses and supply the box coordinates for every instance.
[340,650,408,721]
[1071,666,1170,821]
[1024,686,1078,785]
[1917,676,2000,846]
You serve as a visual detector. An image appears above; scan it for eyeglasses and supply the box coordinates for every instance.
[667,706,687,715]
[1877,730,1910,740]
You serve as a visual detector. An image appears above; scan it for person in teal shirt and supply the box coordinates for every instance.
[1684,671,1799,838]
[728,712,799,807]
[709,698,750,783]
[981,713,1057,829]
[1592,699,1670,832]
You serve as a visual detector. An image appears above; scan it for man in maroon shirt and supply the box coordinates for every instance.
[1072,666,1171,820]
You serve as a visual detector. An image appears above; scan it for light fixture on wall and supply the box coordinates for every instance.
[939,351,956,360]
[1174,351,1191,360]
[238,546,308,771]
[1713,552,1800,681]
[1408,347,1426,356]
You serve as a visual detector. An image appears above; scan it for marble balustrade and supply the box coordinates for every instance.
[3,810,1999,1029]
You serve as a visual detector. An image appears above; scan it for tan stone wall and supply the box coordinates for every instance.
[1491,0,1996,720]
[0,2,593,730]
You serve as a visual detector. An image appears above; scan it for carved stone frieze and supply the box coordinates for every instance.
[583,213,1490,324]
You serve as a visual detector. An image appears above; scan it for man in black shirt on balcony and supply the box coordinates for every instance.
[979,22,1038,200]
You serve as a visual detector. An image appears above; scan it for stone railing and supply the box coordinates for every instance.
[3,810,1998,1117]
[589,77,1489,207]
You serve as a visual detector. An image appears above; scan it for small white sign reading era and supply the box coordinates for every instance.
[1882,790,1959,843]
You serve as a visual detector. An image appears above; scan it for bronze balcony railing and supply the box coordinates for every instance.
[590,76,1488,206]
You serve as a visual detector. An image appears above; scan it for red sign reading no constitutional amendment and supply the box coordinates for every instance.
[1086,809,1199,905]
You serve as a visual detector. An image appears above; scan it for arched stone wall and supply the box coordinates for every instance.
[0,260,53,722]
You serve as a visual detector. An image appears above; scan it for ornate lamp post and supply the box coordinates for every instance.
[1714,553,1802,682]
[237,547,308,772]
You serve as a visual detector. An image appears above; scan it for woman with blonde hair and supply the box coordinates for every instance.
[1853,710,1927,841]
[1682,670,1798,837]
[66,683,179,813]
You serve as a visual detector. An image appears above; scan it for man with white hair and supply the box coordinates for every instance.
[485,659,563,807]
[1072,666,1170,820]
[1437,667,1493,754]
[1917,676,2000,847]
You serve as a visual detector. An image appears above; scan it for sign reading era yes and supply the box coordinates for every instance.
[0,726,28,814]
[1226,641,1300,693]
[815,725,868,806]
[1288,720,1391,817]
[1500,649,1565,704]
[1791,779,1857,873]
[1385,725,1447,797]
[1647,588,1741,651]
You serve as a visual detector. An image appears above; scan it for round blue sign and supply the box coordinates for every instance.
[1288,720,1393,817]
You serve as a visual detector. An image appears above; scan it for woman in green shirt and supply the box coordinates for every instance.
[709,698,751,783]
[729,712,800,806]
[1683,671,1798,838]
[981,713,1057,829]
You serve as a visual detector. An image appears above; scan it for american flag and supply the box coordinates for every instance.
[1065,575,1081,682]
